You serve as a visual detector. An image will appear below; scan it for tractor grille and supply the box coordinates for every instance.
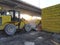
[0,17,2,25]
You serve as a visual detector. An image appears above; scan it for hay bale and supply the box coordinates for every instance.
[42,4,60,33]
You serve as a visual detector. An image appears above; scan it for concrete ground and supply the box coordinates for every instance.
[0,31,60,45]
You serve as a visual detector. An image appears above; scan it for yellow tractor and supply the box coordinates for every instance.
[0,9,32,35]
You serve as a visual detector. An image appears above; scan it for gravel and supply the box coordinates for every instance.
[0,31,60,45]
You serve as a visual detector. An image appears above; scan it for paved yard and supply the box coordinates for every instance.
[0,31,60,45]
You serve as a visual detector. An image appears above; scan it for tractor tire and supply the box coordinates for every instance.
[4,24,16,35]
[25,24,32,32]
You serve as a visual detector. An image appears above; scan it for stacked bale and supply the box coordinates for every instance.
[42,4,60,33]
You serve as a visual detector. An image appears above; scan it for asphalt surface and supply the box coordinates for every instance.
[0,31,60,45]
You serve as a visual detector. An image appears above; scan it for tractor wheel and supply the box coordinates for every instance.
[25,24,32,32]
[4,24,16,35]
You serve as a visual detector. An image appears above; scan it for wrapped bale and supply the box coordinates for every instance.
[42,4,60,33]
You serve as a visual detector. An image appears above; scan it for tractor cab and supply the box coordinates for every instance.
[6,10,20,22]
[0,10,20,22]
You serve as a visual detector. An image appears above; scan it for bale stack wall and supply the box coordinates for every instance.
[42,4,60,33]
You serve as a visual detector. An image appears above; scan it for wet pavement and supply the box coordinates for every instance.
[0,31,60,45]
